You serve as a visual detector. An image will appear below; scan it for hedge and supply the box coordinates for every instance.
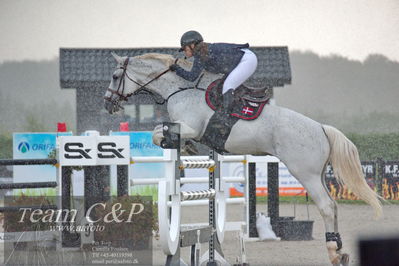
[347,132,399,161]
[0,132,398,160]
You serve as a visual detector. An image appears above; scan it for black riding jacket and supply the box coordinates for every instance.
[174,42,250,81]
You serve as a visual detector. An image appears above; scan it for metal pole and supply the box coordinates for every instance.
[0,159,58,165]
[117,165,129,196]
[208,149,216,266]
[248,162,257,238]
[61,166,80,247]
[0,182,58,189]
[267,162,279,233]
[376,158,384,196]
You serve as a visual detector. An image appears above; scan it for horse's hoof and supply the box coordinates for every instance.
[332,255,341,266]
[181,140,198,155]
[332,253,350,266]
[340,253,349,266]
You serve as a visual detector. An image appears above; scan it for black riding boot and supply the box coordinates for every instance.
[222,89,235,113]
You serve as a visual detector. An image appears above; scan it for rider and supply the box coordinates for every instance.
[169,30,258,112]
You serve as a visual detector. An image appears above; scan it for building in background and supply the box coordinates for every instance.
[59,47,291,134]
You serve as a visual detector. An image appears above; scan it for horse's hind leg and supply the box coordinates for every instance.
[296,171,349,266]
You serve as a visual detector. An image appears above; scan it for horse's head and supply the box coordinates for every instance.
[104,52,176,114]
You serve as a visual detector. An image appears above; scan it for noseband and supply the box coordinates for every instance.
[104,57,171,109]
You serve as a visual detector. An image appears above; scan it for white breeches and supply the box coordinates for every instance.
[222,49,258,94]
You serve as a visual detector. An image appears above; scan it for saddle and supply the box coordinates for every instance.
[205,79,271,120]
[199,79,271,154]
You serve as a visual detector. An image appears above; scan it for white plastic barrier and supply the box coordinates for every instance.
[129,151,256,245]
[158,180,181,255]
[154,149,227,255]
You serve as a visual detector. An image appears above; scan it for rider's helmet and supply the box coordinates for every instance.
[179,30,203,51]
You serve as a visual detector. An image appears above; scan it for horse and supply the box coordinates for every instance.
[103,52,382,265]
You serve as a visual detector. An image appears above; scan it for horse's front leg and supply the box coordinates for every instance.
[152,121,199,146]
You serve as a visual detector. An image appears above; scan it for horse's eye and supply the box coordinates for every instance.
[113,75,118,80]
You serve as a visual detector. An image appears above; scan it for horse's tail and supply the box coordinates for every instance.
[322,125,383,218]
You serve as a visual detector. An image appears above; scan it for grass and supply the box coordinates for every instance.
[256,196,311,204]
[12,188,57,197]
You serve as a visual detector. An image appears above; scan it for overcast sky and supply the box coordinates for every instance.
[0,0,398,63]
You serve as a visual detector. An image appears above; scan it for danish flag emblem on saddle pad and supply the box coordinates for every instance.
[205,79,269,120]
[242,106,254,115]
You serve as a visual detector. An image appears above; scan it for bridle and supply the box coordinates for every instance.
[104,57,206,112]
[104,57,171,110]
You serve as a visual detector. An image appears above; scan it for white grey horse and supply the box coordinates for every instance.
[104,53,382,265]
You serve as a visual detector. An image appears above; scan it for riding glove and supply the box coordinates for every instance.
[169,64,179,71]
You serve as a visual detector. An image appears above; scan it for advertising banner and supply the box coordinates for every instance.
[228,156,306,197]
[58,135,130,166]
[13,132,72,195]
[382,161,399,200]
[325,161,377,200]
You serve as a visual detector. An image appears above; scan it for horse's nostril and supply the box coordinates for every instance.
[104,100,113,114]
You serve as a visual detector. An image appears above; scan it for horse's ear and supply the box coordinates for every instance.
[111,52,123,63]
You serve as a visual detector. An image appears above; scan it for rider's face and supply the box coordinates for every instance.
[183,44,195,58]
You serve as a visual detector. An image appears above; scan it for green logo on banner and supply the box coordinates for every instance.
[17,142,30,153]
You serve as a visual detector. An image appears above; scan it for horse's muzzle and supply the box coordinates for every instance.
[104,99,115,114]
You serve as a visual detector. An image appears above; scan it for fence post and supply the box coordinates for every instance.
[376,158,384,197]
[61,166,80,247]
[248,162,257,238]
[117,165,129,196]
[267,162,279,233]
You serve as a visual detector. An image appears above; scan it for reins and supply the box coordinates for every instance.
[128,68,171,96]
[165,74,206,103]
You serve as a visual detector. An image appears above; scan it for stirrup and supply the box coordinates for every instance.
[240,87,273,103]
